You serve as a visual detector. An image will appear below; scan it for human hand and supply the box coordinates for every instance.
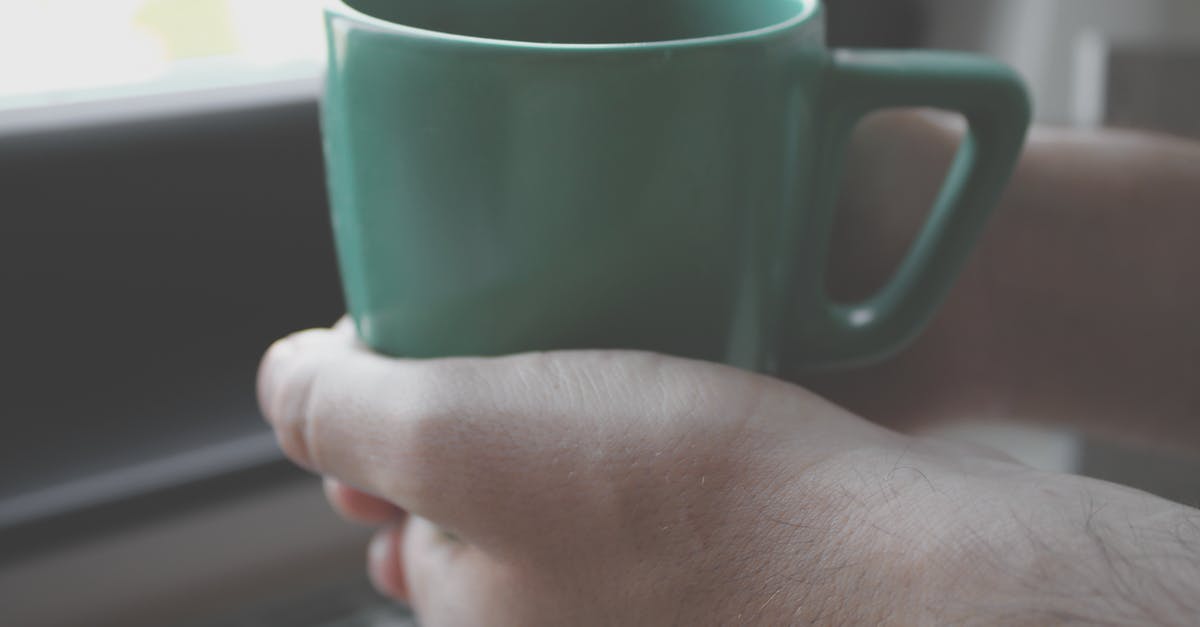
[258,324,1200,625]
[807,109,1006,432]
[814,113,1200,449]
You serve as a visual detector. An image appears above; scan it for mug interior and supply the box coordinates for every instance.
[341,0,815,44]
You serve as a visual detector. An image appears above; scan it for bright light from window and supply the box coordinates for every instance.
[0,0,325,110]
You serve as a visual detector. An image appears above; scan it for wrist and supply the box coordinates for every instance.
[798,440,1200,625]
[926,470,1200,624]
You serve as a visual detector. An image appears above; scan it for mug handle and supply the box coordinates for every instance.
[791,49,1030,370]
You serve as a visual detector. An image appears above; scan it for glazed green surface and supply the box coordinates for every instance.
[322,0,1029,372]
[344,0,813,44]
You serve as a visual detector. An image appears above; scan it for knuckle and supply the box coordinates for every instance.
[267,351,324,468]
[258,329,330,410]
[258,327,337,420]
[401,361,467,430]
[380,363,472,497]
[257,338,292,417]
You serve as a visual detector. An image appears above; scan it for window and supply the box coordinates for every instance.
[0,0,325,111]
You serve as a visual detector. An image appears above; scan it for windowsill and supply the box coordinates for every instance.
[0,74,320,139]
[0,476,373,627]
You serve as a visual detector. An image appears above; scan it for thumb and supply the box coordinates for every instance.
[256,325,776,548]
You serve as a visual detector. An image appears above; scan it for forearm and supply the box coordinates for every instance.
[980,128,1200,448]
[810,120,1200,447]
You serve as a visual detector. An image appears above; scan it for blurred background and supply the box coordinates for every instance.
[1,1,1197,625]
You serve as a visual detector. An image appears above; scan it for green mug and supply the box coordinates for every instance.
[322,0,1029,372]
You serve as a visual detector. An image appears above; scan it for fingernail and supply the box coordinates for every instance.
[368,532,391,593]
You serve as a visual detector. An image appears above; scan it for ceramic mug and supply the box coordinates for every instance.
[321,0,1029,372]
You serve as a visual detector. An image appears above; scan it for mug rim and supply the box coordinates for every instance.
[324,0,820,50]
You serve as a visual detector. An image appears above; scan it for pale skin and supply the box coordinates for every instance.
[258,115,1200,625]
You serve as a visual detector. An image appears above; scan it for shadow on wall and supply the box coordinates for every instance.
[826,0,924,48]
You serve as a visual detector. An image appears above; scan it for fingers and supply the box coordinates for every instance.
[259,325,524,536]
[258,325,443,505]
[368,523,411,602]
[333,316,355,333]
[398,517,494,627]
[396,517,602,627]
[255,325,860,551]
[258,326,771,540]
[324,478,405,525]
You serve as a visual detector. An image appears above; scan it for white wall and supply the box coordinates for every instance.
[922,0,1200,125]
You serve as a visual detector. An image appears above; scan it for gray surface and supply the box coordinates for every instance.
[189,576,416,627]
[0,90,341,508]
[1107,46,1200,140]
